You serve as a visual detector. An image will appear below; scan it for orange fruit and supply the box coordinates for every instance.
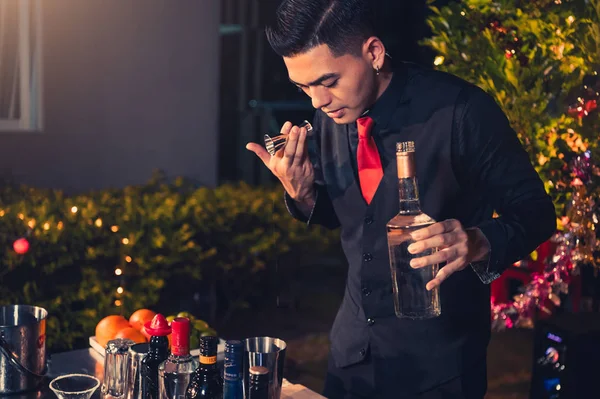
[140,325,152,341]
[95,315,130,347]
[129,309,157,331]
[114,327,147,344]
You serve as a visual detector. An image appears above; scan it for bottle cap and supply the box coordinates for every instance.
[170,317,190,356]
[143,314,171,337]
[225,339,243,354]
[200,335,218,356]
[249,366,269,376]
[396,141,415,153]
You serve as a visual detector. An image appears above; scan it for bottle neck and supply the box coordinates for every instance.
[397,176,422,214]
[199,352,218,371]
[148,336,169,359]
[396,152,421,214]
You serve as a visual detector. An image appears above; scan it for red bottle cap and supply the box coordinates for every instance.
[143,314,171,337]
[170,317,190,356]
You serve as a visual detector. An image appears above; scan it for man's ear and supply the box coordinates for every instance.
[363,36,386,69]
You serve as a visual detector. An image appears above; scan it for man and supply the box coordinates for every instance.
[246,0,556,397]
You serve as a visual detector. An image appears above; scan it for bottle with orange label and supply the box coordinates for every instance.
[185,335,223,399]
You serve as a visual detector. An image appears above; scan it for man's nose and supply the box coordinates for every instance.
[310,87,331,110]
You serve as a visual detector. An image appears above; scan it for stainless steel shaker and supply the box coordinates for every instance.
[126,343,149,399]
[102,338,135,397]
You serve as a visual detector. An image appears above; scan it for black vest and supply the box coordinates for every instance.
[310,66,493,393]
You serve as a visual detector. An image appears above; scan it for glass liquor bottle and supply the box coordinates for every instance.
[247,366,269,399]
[222,340,243,399]
[142,314,172,399]
[386,141,441,319]
[185,336,223,399]
[159,318,199,399]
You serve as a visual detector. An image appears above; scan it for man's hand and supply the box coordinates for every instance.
[246,122,315,208]
[406,219,490,291]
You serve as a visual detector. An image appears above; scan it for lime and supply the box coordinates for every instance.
[189,330,200,349]
[193,319,209,332]
[201,328,217,337]
[176,311,194,320]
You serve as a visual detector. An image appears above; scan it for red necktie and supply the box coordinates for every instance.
[356,116,383,204]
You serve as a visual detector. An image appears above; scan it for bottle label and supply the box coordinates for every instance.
[200,355,217,364]
[224,371,242,381]
[396,152,415,178]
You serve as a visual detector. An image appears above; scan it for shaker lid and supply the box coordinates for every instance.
[144,314,172,336]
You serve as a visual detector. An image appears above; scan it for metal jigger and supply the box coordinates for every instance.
[264,120,313,156]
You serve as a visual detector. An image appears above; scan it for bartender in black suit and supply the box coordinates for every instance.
[246,0,556,397]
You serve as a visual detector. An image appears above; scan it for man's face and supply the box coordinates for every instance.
[284,43,377,124]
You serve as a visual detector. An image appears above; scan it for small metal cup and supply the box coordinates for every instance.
[101,338,135,398]
[264,121,313,156]
[126,343,149,399]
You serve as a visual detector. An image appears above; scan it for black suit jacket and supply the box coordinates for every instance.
[285,63,556,393]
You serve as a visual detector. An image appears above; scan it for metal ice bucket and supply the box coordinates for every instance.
[0,305,48,394]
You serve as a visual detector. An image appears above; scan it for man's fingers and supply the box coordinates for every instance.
[411,219,461,240]
[282,126,300,167]
[271,121,294,159]
[246,142,272,167]
[292,127,308,167]
[426,259,463,291]
[408,230,466,254]
[280,121,293,135]
[410,246,460,268]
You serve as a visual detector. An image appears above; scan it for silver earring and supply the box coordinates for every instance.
[375,66,380,76]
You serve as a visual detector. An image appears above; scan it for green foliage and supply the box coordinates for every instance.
[0,174,338,352]
[422,0,600,215]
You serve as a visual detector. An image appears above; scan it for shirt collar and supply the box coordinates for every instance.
[361,63,410,132]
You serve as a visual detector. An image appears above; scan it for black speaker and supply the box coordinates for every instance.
[530,312,600,399]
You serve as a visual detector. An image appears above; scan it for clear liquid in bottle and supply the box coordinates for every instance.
[387,215,441,319]
[386,141,441,319]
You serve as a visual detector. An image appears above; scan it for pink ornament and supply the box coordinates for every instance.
[13,238,30,254]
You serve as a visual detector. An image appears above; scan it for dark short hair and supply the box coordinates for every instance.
[265,0,377,58]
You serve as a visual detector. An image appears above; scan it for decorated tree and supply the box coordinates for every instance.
[423,0,600,328]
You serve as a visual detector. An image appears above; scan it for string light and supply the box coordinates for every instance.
[0,210,5,217]
[434,56,445,66]
[7,210,130,309]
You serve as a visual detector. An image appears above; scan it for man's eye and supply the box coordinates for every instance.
[324,80,338,88]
